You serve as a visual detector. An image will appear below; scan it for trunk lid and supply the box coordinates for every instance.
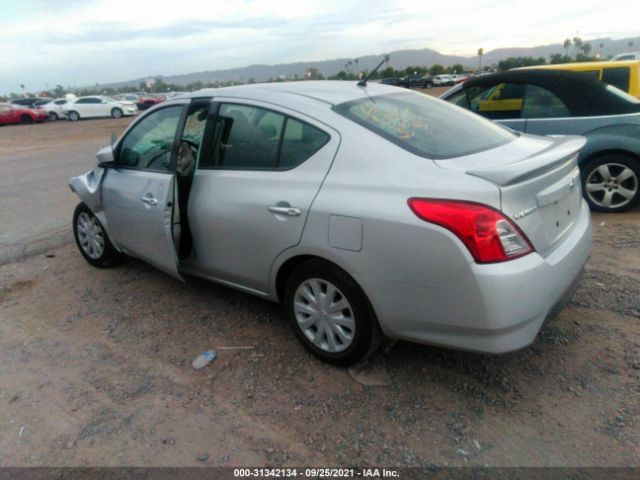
[434,134,586,257]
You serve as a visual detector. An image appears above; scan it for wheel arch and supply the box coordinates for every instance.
[581,148,640,166]
[273,252,371,308]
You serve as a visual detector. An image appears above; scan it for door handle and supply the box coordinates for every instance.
[268,206,301,216]
[141,195,158,206]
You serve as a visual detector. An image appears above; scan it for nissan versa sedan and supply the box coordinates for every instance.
[69,81,592,365]
[440,70,640,212]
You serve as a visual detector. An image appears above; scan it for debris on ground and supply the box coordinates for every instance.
[192,350,217,369]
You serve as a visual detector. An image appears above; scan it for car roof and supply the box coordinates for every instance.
[457,69,640,116]
[516,60,640,69]
[189,80,402,107]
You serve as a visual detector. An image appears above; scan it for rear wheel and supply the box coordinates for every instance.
[68,111,80,121]
[111,107,123,118]
[582,154,640,212]
[73,203,124,268]
[20,115,33,125]
[284,259,381,366]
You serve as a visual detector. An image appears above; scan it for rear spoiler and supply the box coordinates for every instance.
[466,136,586,186]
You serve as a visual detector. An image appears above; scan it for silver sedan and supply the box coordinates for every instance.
[70,81,591,365]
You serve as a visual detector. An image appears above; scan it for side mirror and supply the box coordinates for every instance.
[96,145,115,167]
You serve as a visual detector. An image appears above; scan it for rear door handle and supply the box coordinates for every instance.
[141,195,158,206]
[268,206,301,216]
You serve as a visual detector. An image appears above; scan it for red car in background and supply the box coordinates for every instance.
[0,103,48,125]
[136,95,166,110]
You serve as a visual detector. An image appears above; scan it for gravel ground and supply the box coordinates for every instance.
[1,95,639,468]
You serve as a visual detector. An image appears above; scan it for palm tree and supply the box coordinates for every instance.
[629,40,635,51]
[563,38,571,56]
[477,48,484,70]
[572,37,582,57]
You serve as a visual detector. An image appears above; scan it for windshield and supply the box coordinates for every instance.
[333,92,515,159]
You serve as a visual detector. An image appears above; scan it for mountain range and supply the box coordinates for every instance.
[105,36,639,88]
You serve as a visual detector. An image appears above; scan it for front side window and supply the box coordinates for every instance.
[602,67,631,92]
[521,85,570,118]
[117,105,183,171]
[335,92,515,159]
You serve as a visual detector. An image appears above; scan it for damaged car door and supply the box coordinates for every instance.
[100,103,187,279]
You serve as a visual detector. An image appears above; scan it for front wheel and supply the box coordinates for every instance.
[68,111,80,121]
[73,203,124,267]
[48,112,58,121]
[582,154,640,212]
[111,108,123,118]
[284,259,381,366]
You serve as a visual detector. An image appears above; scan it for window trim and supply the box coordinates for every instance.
[197,101,331,172]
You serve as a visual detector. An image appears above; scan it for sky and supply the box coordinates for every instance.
[1,0,639,95]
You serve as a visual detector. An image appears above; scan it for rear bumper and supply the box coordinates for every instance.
[358,201,592,353]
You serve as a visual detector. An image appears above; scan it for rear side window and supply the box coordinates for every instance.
[602,67,631,92]
[522,85,570,118]
[280,118,329,169]
[201,104,329,170]
[334,92,515,159]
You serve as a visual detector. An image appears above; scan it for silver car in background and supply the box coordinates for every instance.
[69,81,591,365]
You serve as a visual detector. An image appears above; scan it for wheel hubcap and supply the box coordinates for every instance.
[76,212,105,259]
[293,278,355,353]
[585,163,638,209]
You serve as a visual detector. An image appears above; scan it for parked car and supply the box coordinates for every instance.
[0,102,48,125]
[114,93,144,103]
[380,78,403,87]
[62,96,137,121]
[10,97,50,108]
[400,75,433,88]
[611,52,640,61]
[441,69,640,212]
[69,81,591,365]
[432,74,456,86]
[516,60,640,98]
[136,95,166,110]
[37,98,69,121]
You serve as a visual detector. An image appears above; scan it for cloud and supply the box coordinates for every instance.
[1,0,639,94]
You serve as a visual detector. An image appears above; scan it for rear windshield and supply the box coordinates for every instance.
[333,92,515,159]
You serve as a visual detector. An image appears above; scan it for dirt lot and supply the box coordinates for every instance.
[1,95,639,468]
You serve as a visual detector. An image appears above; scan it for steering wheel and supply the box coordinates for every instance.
[181,138,199,155]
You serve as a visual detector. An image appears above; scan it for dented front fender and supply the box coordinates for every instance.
[69,167,117,248]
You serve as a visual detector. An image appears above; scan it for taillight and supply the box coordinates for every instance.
[407,198,534,263]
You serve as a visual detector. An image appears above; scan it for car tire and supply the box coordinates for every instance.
[68,111,80,121]
[48,112,58,121]
[581,154,640,213]
[73,203,124,268]
[20,115,33,125]
[284,259,382,366]
[111,108,123,118]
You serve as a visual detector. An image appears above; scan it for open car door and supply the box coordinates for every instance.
[100,103,188,281]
